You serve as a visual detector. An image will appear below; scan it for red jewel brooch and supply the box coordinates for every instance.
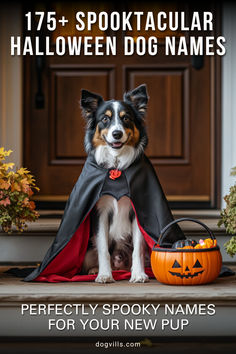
[109,169,122,180]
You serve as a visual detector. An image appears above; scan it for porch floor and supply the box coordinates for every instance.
[0,265,236,302]
[0,266,236,338]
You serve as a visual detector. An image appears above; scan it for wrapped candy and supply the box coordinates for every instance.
[172,238,217,249]
[194,238,217,249]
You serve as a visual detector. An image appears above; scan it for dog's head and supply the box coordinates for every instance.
[81,85,149,157]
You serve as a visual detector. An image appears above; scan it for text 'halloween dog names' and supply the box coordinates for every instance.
[11,11,226,56]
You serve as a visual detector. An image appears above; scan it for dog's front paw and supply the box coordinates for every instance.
[95,273,115,283]
[129,272,149,283]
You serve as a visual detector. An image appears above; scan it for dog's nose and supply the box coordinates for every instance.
[112,130,123,140]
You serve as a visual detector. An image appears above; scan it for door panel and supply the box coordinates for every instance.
[50,65,115,162]
[125,67,187,159]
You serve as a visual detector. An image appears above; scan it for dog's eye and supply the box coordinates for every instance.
[123,116,130,123]
[102,116,110,124]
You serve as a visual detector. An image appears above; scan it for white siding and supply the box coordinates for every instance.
[222,3,236,206]
[0,4,22,167]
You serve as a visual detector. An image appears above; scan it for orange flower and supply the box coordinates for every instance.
[20,178,34,196]
[29,201,36,210]
[27,188,34,196]
[0,197,11,206]
[22,197,29,206]
[0,179,10,190]
[11,182,21,192]
[21,178,29,192]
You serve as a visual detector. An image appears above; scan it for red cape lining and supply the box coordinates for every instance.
[35,204,156,283]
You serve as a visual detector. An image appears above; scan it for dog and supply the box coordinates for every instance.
[81,84,150,283]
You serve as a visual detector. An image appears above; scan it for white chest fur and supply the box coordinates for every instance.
[94,145,136,170]
[96,195,132,241]
[94,194,149,283]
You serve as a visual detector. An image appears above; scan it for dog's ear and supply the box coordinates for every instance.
[123,84,149,119]
[81,89,104,120]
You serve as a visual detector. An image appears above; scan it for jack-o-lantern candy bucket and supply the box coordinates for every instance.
[151,218,222,285]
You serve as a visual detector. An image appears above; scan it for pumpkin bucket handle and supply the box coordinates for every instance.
[158,217,216,246]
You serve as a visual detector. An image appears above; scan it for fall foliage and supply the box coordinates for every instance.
[0,147,39,233]
[218,166,236,257]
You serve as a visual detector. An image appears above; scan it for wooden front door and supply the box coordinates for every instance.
[24,2,221,209]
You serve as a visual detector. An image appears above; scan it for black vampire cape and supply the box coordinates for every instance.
[24,153,184,282]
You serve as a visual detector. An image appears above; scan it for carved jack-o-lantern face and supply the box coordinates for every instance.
[169,259,204,279]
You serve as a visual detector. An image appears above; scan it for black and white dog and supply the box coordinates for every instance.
[81,85,150,283]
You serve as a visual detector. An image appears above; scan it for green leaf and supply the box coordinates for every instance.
[224,236,236,257]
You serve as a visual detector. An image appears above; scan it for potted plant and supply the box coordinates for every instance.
[0,147,39,233]
[218,167,236,257]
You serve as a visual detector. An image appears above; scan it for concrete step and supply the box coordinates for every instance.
[0,210,233,263]
[0,209,224,235]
